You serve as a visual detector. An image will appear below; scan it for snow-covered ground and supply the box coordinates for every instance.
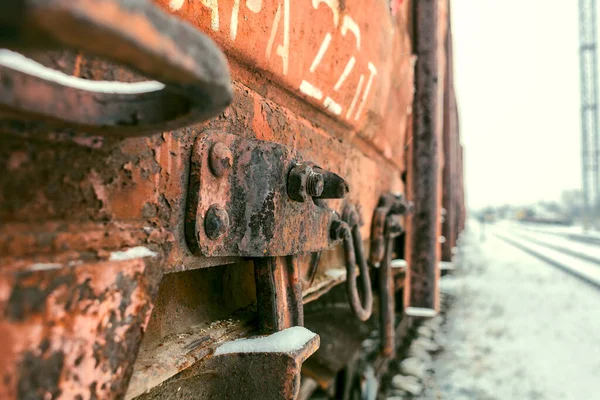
[500,224,600,259]
[505,220,600,240]
[407,224,600,400]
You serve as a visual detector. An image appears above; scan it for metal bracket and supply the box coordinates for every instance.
[369,193,412,266]
[185,131,347,257]
[369,193,412,357]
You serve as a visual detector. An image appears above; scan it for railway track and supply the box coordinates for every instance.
[515,224,600,246]
[491,225,600,289]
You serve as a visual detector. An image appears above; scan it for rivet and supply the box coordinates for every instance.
[208,142,232,177]
[204,205,229,239]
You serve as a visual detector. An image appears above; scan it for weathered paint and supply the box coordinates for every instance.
[185,132,343,257]
[441,9,462,263]
[406,0,448,311]
[152,0,414,170]
[254,256,304,333]
[0,256,162,399]
[0,0,464,397]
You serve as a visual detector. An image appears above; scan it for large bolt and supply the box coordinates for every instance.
[306,171,324,197]
[204,204,229,239]
[287,163,324,202]
[312,168,350,199]
[208,142,232,177]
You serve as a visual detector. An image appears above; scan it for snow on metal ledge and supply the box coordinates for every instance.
[214,326,317,355]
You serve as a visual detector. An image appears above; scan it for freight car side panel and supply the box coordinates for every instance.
[0,0,457,399]
[153,0,414,168]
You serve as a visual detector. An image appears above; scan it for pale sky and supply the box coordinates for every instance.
[451,0,582,210]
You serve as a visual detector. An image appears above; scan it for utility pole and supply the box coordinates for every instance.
[578,0,600,230]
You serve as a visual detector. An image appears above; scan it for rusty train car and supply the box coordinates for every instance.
[0,0,465,398]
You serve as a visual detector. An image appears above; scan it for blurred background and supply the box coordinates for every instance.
[453,0,600,230]
[408,2,600,399]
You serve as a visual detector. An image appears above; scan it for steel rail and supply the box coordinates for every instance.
[494,232,600,290]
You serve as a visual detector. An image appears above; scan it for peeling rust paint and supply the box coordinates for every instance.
[185,131,343,257]
[18,350,64,400]
[0,257,163,399]
[0,0,467,398]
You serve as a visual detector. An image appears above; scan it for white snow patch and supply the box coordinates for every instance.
[391,259,407,269]
[391,374,423,395]
[214,326,316,355]
[439,275,461,295]
[29,263,62,271]
[109,246,157,261]
[400,357,428,380]
[0,50,165,94]
[420,222,600,400]
[325,268,346,280]
[405,307,437,318]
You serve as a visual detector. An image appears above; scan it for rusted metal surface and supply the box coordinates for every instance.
[254,256,304,333]
[378,221,405,359]
[441,6,460,262]
[369,194,411,358]
[125,263,257,399]
[407,0,445,311]
[153,0,415,167]
[302,287,376,391]
[369,193,411,266]
[299,252,322,290]
[0,254,163,399]
[0,0,465,398]
[330,205,373,321]
[0,0,232,135]
[185,131,347,257]
[0,73,406,399]
[136,329,320,400]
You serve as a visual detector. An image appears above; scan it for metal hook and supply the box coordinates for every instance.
[331,205,373,321]
[0,0,232,136]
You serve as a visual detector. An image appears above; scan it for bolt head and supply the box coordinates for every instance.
[287,163,311,202]
[209,142,232,177]
[204,205,229,240]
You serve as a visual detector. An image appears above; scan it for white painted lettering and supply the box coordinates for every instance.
[300,80,324,100]
[324,96,342,115]
[310,33,332,73]
[276,0,290,75]
[354,62,377,120]
[201,0,220,31]
[346,74,364,119]
[311,0,340,27]
[334,55,355,91]
[246,0,262,13]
